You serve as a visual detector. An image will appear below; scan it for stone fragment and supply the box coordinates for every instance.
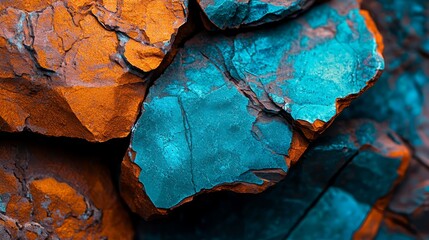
[198,0,315,29]
[0,0,188,142]
[374,158,429,240]
[121,0,384,219]
[343,0,429,165]
[124,39,166,72]
[340,0,429,238]
[135,120,410,239]
[0,134,133,239]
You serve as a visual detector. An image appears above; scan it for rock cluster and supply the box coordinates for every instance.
[121,0,384,217]
[137,119,410,239]
[0,0,187,142]
[0,135,133,239]
[0,0,427,239]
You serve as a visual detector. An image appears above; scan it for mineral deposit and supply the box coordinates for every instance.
[121,0,384,218]
[0,0,188,142]
[0,135,133,239]
[136,120,410,239]
[198,0,315,29]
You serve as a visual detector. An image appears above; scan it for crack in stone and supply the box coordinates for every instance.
[282,149,361,239]
[177,96,197,193]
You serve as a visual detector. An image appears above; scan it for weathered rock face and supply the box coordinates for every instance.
[0,0,188,142]
[343,0,429,165]
[198,0,315,29]
[120,0,384,218]
[340,0,429,238]
[135,120,410,239]
[0,135,133,239]
[375,158,429,240]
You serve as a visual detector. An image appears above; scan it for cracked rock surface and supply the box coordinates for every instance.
[135,119,410,239]
[0,0,188,142]
[120,0,384,218]
[0,134,133,239]
[375,158,429,240]
[343,0,429,165]
[342,0,429,238]
[198,0,315,29]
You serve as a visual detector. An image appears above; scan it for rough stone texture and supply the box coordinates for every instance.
[343,0,429,165]
[121,0,384,218]
[0,134,133,239]
[0,0,188,142]
[340,0,429,238]
[198,0,315,29]
[135,119,410,239]
[374,158,429,240]
[120,0,384,218]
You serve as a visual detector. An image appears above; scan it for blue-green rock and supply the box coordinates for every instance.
[343,0,429,164]
[135,120,409,239]
[375,158,429,240]
[121,0,384,218]
[341,1,429,238]
[198,0,314,29]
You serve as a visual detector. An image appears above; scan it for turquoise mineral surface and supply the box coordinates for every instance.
[137,120,407,239]
[343,0,429,164]
[125,0,384,213]
[340,1,429,238]
[198,0,314,29]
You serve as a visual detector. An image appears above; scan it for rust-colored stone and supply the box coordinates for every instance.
[0,0,188,142]
[0,135,133,239]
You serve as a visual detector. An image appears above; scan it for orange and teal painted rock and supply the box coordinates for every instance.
[121,0,384,218]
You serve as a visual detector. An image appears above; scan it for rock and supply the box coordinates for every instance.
[340,1,429,239]
[343,0,429,165]
[0,134,133,240]
[120,0,384,219]
[135,120,410,239]
[123,39,166,72]
[373,158,429,240]
[198,0,315,29]
[0,0,188,142]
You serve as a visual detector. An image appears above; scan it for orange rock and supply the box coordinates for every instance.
[0,0,188,142]
[124,39,166,72]
[0,135,134,239]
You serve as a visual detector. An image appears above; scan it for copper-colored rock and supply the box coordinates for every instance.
[0,0,188,142]
[0,134,133,239]
[124,39,166,72]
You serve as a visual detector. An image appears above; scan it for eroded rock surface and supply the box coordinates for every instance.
[341,1,429,238]
[198,0,315,29]
[0,0,188,142]
[375,158,429,240]
[135,120,410,239]
[343,0,429,165]
[0,134,133,239]
[121,0,384,218]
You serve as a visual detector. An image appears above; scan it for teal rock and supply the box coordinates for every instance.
[374,158,429,240]
[341,0,429,238]
[343,0,429,165]
[121,0,384,218]
[135,120,409,239]
[198,0,314,29]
